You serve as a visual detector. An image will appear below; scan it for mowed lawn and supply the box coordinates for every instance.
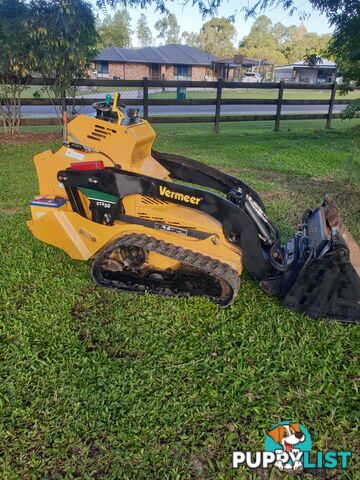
[1,120,359,479]
[20,84,360,101]
[148,88,360,101]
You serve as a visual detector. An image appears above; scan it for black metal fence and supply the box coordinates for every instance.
[11,77,355,131]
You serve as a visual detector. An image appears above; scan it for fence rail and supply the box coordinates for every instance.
[3,77,356,131]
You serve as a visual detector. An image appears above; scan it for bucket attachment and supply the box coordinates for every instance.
[280,196,360,323]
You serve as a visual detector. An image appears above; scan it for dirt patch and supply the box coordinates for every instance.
[259,190,288,201]
[0,132,61,146]
[71,287,145,360]
[0,206,22,215]
[47,435,114,479]
[7,284,36,310]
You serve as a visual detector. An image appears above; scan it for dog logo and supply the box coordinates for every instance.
[265,421,311,471]
[233,421,351,471]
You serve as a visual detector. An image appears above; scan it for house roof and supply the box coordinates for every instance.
[96,44,218,66]
[213,56,273,67]
[275,58,337,70]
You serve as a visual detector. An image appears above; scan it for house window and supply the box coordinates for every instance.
[317,68,333,83]
[174,65,192,80]
[95,61,109,74]
[150,63,160,80]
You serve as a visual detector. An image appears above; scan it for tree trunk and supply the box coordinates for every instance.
[61,89,67,142]
[0,81,8,134]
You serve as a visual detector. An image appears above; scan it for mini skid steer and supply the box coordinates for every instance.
[27,94,360,323]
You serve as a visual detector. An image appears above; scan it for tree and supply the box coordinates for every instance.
[247,0,357,23]
[154,13,180,44]
[238,15,286,65]
[97,10,132,48]
[327,4,360,90]
[0,0,34,134]
[137,13,152,47]
[95,0,357,22]
[327,4,360,119]
[181,31,200,48]
[96,0,224,16]
[198,17,236,57]
[238,16,331,65]
[271,22,297,44]
[29,0,98,139]
[281,27,331,64]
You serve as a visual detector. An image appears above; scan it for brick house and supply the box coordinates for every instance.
[92,44,218,81]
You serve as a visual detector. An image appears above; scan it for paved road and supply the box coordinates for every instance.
[22,103,346,119]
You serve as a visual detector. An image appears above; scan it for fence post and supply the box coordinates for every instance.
[326,81,337,129]
[214,77,223,134]
[274,80,284,131]
[143,77,149,120]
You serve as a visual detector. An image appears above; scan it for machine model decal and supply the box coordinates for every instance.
[155,223,188,236]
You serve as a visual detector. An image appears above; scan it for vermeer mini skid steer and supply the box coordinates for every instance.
[28,94,360,323]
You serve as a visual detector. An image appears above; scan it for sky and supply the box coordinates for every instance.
[93,0,333,47]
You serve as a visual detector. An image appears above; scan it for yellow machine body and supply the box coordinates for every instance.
[27,114,243,276]
[27,101,360,320]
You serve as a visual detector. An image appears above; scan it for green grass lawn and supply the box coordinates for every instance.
[149,88,360,101]
[1,120,360,479]
[20,85,360,101]
[20,85,140,99]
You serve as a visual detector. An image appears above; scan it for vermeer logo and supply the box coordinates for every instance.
[232,421,351,472]
[159,185,202,205]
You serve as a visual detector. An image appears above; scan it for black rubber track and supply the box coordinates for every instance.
[91,233,241,307]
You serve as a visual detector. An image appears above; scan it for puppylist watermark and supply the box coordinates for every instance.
[232,422,352,472]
